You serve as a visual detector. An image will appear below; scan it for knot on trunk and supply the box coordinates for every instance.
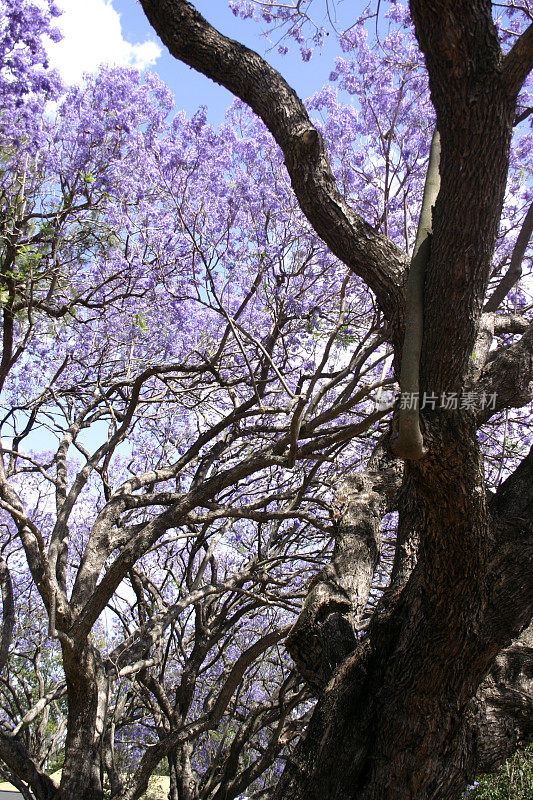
[286,604,357,694]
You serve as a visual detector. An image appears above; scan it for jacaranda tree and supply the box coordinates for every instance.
[0,1,532,799]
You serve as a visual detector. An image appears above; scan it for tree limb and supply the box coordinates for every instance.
[475,321,533,423]
[0,733,58,800]
[502,22,533,97]
[469,640,533,774]
[10,684,67,737]
[484,202,533,312]
[138,0,407,336]
[470,312,530,379]
[486,445,533,647]
[286,445,402,691]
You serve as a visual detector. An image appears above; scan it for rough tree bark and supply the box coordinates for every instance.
[0,557,15,674]
[286,444,402,692]
[137,2,533,799]
[59,640,109,800]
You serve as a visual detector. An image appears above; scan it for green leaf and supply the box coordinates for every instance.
[135,312,149,332]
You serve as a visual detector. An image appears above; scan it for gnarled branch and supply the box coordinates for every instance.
[138,0,407,337]
[475,321,533,423]
[286,445,402,692]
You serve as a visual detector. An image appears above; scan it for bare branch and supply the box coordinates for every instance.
[207,627,290,725]
[502,21,533,97]
[485,202,533,312]
[10,684,67,737]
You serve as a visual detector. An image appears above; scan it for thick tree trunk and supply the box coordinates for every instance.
[59,640,109,800]
[0,734,58,800]
[272,426,533,800]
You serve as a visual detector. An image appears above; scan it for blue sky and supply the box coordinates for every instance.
[114,0,357,123]
[48,0,370,126]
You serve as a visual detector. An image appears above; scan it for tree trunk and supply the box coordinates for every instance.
[60,640,109,800]
[168,752,180,800]
[174,742,198,800]
[273,425,533,800]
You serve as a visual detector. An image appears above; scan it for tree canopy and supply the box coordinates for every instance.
[0,2,532,799]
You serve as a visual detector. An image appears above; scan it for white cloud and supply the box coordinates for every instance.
[47,0,161,84]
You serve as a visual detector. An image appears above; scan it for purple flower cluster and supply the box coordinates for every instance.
[0,0,62,152]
